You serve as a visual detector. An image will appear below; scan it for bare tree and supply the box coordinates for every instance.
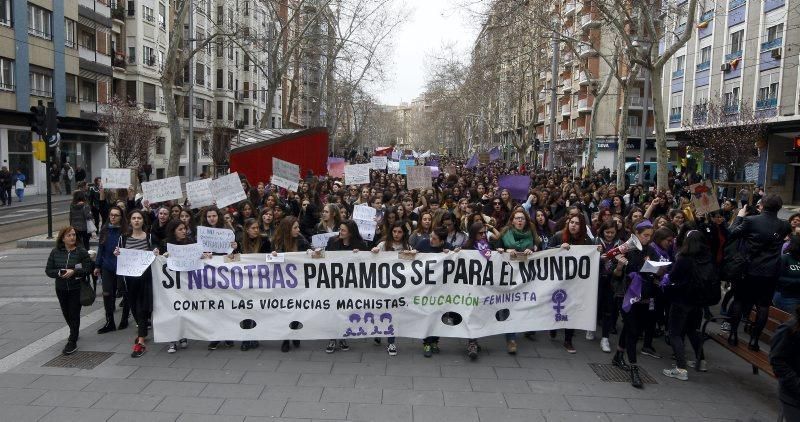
[211,122,236,177]
[98,96,159,169]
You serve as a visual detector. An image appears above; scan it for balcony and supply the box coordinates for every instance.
[669,113,682,123]
[672,68,684,79]
[725,50,742,61]
[629,96,643,107]
[581,13,600,29]
[80,100,99,115]
[565,1,577,15]
[112,52,125,68]
[723,104,739,115]
[539,70,548,80]
[561,79,572,92]
[696,61,710,71]
[729,0,746,9]
[538,91,546,101]
[578,98,591,111]
[756,97,777,109]
[562,51,574,65]
[561,104,571,115]
[576,127,586,137]
[559,129,569,139]
[578,43,597,58]
[761,37,782,51]
[578,71,591,85]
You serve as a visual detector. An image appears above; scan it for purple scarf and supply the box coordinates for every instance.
[622,272,643,312]
[475,239,491,259]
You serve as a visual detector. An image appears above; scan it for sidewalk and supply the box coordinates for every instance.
[0,194,72,211]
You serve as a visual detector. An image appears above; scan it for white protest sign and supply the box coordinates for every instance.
[166,243,205,271]
[354,218,377,241]
[344,164,371,185]
[272,158,300,191]
[387,161,400,174]
[101,168,131,189]
[151,246,600,342]
[142,176,183,203]
[407,165,433,190]
[352,204,377,221]
[312,232,339,249]
[210,172,247,208]
[185,179,214,208]
[197,226,235,254]
[371,156,388,170]
[116,248,155,277]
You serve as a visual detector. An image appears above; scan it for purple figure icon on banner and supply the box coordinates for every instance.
[552,289,569,322]
[343,312,395,337]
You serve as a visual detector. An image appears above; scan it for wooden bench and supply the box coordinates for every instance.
[701,306,792,377]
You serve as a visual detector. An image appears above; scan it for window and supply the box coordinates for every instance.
[244,55,250,71]
[243,81,249,98]
[156,168,165,179]
[227,71,233,90]
[227,102,233,121]
[758,83,778,100]
[126,80,137,103]
[699,46,711,64]
[8,131,34,185]
[766,23,783,43]
[80,79,97,102]
[65,19,76,48]
[675,55,685,71]
[216,41,223,57]
[143,5,155,22]
[724,86,740,107]
[217,6,223,25]
[243,108,249,125]
[29,68,53,97]
[158,3,166,29]
[143,82,156,109]
[143,46,155,66]
[65,74,77,102]
[28,4,52,40]
[0,57,13,91]
[216,69,223,89]
[156,137,166,155]
[730,29,743,54]
[244,0,249,15]
[127,46,136,63]
[127,0,134,16]
[0,0,11,27]
[195,63,204,85]
[158,50,165,70]
[216,100,223,119]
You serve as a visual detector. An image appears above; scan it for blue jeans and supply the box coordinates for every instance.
[15,188,23,201]
[773,291,800,313]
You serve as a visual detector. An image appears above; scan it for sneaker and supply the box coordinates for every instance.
[467,342,478,360]
[612,352,630,370]
[630,364,644,388]
[325,340,336,354]
[281,340,291,353]
[373,338,382,345]
[720,321,731,332]
[167,343,177,354]
[663,366,689,381]
[585,331,595,341]
[62,341,77,355]
[240,342,251,351]
[688,360,708,372]
[179,338,188,349]
[423,343,433,358]
[506,340,517,355]
[431,341,441,354]
[208,341,219,350]
[224,340,234,348]
[563,340,576,354]
[292,340,300,347]
[600,337,611,353]
[387,343,397,356]
[338,340,349,351]
[641,346,662,359]
[131,343,145,358]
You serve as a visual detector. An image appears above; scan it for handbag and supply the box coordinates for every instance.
[80,276,96,306]
[86,217,97,234]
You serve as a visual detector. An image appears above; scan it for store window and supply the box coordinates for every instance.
[8,130,34,184]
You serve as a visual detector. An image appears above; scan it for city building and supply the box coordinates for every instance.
[0,0,108,196]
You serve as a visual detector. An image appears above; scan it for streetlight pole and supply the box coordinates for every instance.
[187,0,195,182]
[546,24,559,171]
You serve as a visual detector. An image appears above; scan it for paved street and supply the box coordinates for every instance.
[0,195,72,227]
[0,247,782,421]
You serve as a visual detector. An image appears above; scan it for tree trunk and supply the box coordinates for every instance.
[587,67,615,175]
[617,79,631,188]
[650,65,669,191]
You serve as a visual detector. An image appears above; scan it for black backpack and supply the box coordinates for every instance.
[689,257,721,306]
[720,237,748,281]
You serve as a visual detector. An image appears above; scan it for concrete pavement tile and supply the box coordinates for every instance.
[412,405,479,422]
[309,351,364,362]
[75,364,138,379]
[142,380,208,397]
[298,373,356,388]
[503,393,571,410]
[320,386,381,403]
[222,358,280,372]
[330,362,386,375]
[526,381,592,395]
[440,365,497,379]
[108,410,180,421]
[385,362,440,377]
[547,367,604,383]
[0,372,41,387]
[91,392,165,411]
[38,407,116,422]
[360,351,414,363]
[170,357,230,369]
[282,401,349,419]
[31,389,104,407]
[541,410,611,421]
[176,415,245,422]
[82,378,150,394]
[566,396,633,413]
[688,401,773,420]
[477,407,546,422]
[494,366,553,381]
[412,377,473,391]
[606,414,672,422]
[469,378,531,393]
[671,418,737,422]
[259,386,323,402]
[0,404,53,422]
[0,387,46,404]
[240,371,300,386]
[217,398,287,417]
[355,375,411,390]
[199,383,264,399]
[623,398,702,417]
[117,354,177,367]
[244,418,312,422]
[517,357,576,370]
[184,368,246,383]
[381,389,443,405]
[27,374,93,390]
[155,395,224,414]
[347,403,411,422]
[128,366,192,381]
[277,360,333,374]
[443,391,506,407]
[258,350,313,361]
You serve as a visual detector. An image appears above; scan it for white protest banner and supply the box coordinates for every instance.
[151,246,600,342]
[101,168,131,189]
[387,161,400,174]
[185,179,214,209]
[142,176,183,203]
[354,219,377,241]
[352,204,376,221]
[272,158,300,191]
[407,166,433,190]
[266,253,285,263]
[371,156,388,170]
[210,172,247,208]
[312,232,339,249]
[344,164,371,185]
[197,226,235,254]
[116,248,155,277]
[166,243,205,272]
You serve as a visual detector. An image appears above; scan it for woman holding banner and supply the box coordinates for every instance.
[324,220,368,354]
[272,216,310,353]
[415,227,456,358]
[114,210,157,358]
[370,221,412,356]
[409,211,433,249]
[94,206,129,335]
[315,204,341,234]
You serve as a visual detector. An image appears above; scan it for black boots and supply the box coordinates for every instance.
[630,364,643,388]
[97,318,116,334]
[612,351,629,370]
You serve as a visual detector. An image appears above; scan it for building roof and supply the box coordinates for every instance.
[230,127,328,153]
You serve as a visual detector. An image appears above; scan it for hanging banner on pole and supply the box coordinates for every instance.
[151,246,600,342]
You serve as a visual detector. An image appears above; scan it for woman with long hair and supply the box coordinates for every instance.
[259,208,276,240]
[415,227,456,358]
[178,209,196,241]
[315,204,341,234]
[45,226,92,355]
[489,196,509,227]
[369,222,411,356]
[237,218,271,351]
[271,216,310,353]
[324,220,368,353]
[409,211,433,249]
[94,205,129,334]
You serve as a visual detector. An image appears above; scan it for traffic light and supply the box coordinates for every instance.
[32,140,46,162]
[794,136,800,151]
[29,104,46,139]
[534,139,541,151]
[45,104,60,147]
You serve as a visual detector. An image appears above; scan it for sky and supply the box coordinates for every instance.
[376,0,479,106]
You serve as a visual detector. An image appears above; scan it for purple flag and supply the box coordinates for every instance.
[465,154,478,169]
[498,175,531,201]
[489,147,501,162]
[622,272,643,312]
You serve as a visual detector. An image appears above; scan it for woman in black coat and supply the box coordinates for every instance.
[770,305,800,421]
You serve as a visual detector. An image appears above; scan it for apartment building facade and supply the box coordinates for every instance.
[0,0,108,195]
[662,0,800,200]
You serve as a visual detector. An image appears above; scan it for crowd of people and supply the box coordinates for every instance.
[43,157,800,416]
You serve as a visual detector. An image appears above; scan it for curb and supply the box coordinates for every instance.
[16,235,99,249]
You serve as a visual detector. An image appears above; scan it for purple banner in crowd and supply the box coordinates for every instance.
[499,175,530,201]
[489,147,501,162]
[465,154,478,169]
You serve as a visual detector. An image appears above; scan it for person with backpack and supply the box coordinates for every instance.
[662,230,717,380]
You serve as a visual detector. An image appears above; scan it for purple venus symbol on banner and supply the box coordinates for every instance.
[552,289,569,322]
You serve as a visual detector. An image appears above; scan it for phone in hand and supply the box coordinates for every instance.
[59,269,67,277]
